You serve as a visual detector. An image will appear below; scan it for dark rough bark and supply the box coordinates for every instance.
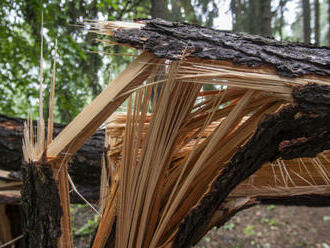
[112,19,330,78]
[21,163,62,248]
[303,0,311,44]
[172,83,330,248]
[0,114,103,203]
[257,194,330,206]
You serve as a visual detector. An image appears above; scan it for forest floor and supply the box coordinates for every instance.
[72,204,330,248]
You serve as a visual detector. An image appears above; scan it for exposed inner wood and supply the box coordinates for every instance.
[98,80,330,248]
[7,19,330,248]
[47,52,156,159]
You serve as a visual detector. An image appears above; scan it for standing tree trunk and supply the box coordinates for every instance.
[302,0,311,44]
[151,0,168,19]
[231,0,243,32]
[259,0,272,36]
[328,0,330,45]
[279,0,287,40]
[248,0,259,34]
[314,0,320,45]
[170,0,182,21]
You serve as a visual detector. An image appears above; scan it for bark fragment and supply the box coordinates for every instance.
[112,19,330,78]
[21,163,62,248]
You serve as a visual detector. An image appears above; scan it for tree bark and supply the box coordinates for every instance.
[259,0,272,36]
[112,19,330,78]
[314,0,320,45]
[21,163,62,248]
[302,0,311,44]
[0,114,103,203]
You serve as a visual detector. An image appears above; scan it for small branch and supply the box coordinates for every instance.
[0,234,24,248]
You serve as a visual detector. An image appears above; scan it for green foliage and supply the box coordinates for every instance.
[266,204,276,211]
[168,0,219,27]
[261,217,277,226]
[1,0,221,123]
[243,225,256,236]
[2,0,329,123]
[223,222,235,230]
[74,214,99,236]
[0,0,148,123]
[323,216,330,221]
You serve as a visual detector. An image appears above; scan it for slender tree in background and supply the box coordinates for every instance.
[278,0,288,40]
[328,0,330,45]
[151,0,168,19]
[231,0,243,32]
[3,0,330,125]
[260,0,272,36]
[314,0,320,45]
[170,0,182,21]
[239,0,272,37]
[302,0,311,44]
[248,0,259,34]
[0,0,151,123]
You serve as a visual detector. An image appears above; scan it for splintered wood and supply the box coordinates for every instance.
[105,114,330,195]
[20,20,330,248]
[93,57,330,248]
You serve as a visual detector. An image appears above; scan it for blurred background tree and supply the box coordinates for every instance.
[0,0,330,123]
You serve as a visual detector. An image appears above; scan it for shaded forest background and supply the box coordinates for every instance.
[1,0,330,123]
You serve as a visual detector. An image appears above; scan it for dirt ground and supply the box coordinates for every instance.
[72,204,330,248]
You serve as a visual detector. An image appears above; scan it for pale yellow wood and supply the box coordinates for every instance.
[47,52,156,158]
[53,162,73,248]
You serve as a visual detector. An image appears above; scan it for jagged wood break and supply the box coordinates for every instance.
[85,19,330,248]
[5,19,330,248]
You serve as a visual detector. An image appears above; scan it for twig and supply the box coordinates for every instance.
[0,234,24,248]
[67,173,101,216]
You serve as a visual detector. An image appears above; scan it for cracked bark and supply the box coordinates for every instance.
[21,163,62,248]
[111,19,330,78]
[0,114,103,204]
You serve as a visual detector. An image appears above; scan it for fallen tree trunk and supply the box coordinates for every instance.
[0,114,103,203]
[2,18,330,248]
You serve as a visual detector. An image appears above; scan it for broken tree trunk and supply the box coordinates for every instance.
[2,19,330,248]
[0,114,103,204]
[18,52,157,248]
[106,19,330,78]
[86,19,330,248]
